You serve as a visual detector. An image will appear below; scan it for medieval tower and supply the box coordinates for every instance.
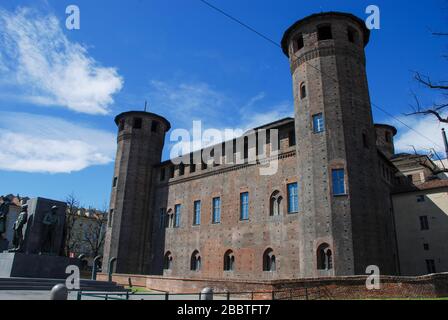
[103,111,171,274]
[281,12,397,276]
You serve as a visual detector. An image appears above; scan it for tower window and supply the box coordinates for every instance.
[300,83,307,99]
[212,197,221,224]
[287,183,299,214]
[224,250,235,271]
[174,204,181,228]
[193,201,201,226]
[160,168,166,181]
[332,169,346,196]
[423,243,430,251]
[190,251,201,271]
[118,119,125,131]
[113,177,118,188]
[417,195,425,203]
[169,166,175,179]
[296,34,304,51]
[108,209,114,228]
[312,113,325,133]
[420,216,429,231]
[164,252,173,270]
[347,27,358,43]
[133,117,142,129]
[151,121,159,133]
[240,192,249,221]
[179,163,185,176]
[318,25,333,41]
[426,259,436,274]
[270,191,283,216]
[362,133,369,148]
[263,248,276,272]
[288,130,296,147]
[317,244,333,270]
[160,208,166,229]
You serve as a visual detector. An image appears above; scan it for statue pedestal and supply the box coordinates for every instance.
[0,252,80,279]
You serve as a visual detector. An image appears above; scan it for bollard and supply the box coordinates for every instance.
[108,257,117,282]
[50,284,68,301]
[91,255,102,280]
[200,287,214,301]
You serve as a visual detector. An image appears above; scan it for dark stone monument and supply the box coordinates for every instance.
[0,197,80,279]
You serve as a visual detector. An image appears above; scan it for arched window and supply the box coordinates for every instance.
[164,251,173,270]
[317,244,333,270]
[190,250,201,271]
[300,83,307,99]
[263,248,276,272]
[224,250,235,271]
[167,209,174,228]
[269,191,283,216]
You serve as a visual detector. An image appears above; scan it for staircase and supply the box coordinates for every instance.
[0,277,126,291]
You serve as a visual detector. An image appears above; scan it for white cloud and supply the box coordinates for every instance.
[0,7,123,115]
[391,114,448,157]
[0,112,116,173]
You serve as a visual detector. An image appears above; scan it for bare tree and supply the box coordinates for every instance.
[406,31,448,122]
[82,208,107,258]
[63,193,81,257]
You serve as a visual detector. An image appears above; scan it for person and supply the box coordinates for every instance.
[0,197,11,239]
[11,204,28,252]
[40,205,59,255]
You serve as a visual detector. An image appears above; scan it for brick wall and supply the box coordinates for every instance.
[98,272,448,299]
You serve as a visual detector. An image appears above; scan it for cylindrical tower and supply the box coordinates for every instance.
[375,124,397,159]
[282,12,397,277]
[103,111,171,274]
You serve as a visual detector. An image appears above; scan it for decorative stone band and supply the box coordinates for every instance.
[289,45,366,74]
[161,150,296,187]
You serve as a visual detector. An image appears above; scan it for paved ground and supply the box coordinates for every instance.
[0,290,244,300]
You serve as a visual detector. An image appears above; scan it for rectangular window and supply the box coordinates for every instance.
[193,201,201,226]
[332,169,346,196]
[151,121,159,133]
[113,177,118,188]
[212,197,221,224]
[240,192,249,221]
[287,183,299,213]
[133,117,142,129]
[170,166,175,179]
[312,113,325,133]
[318,25,333,41]
[174,204,181,228]
[179,164,185,176]
[296,34,304,50]
[426,259,436,274]
[420,216,429,230]
[160,168,166,181]
[423,243,430,251]
[160,208,166,229]
[289,130,296,147]
[417,195,425,203]
[108,209,114,228]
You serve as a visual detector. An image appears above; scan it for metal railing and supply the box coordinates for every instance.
[76,287,326,301]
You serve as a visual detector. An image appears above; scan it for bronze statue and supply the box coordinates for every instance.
[10,204,28,252]
[40,205,59,255]
[0,197,11,238]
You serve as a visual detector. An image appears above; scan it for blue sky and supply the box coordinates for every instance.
[0,0,447,208]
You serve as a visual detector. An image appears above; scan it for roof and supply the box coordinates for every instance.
[393,179,448,194]
[281,12,371,57]
[114,111,171,131]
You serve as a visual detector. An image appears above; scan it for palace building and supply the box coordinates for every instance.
[102,12,448,280]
